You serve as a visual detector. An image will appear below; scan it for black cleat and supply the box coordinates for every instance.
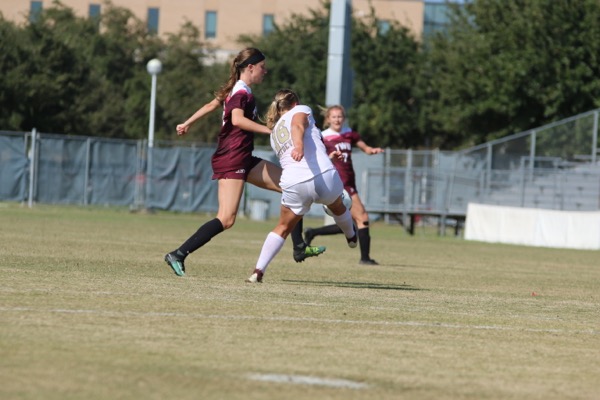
[164,252,186,276]
[293,245,326,263]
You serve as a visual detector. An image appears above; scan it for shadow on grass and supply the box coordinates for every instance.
[282,279,424,291]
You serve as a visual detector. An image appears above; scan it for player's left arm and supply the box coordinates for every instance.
[290,113,308,161]
[356,139,384,155]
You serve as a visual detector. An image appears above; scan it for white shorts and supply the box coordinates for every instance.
[281,169,344,216]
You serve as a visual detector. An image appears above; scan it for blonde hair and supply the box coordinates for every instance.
[322,105,346,128]
[265,89,300,129]
[214,48,265,103]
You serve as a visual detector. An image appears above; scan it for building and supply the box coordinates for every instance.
[1,1,457,58]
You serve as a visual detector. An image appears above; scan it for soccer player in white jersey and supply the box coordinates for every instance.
[246,89,357,283]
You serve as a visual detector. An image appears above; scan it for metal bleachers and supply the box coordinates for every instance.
[359,109,600,235]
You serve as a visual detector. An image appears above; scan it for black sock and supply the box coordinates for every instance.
[178,218,224,257]
[358,227,371,261]
[291,218,305,250]
[310,224,343,237]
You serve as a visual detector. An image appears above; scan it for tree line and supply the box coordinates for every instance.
[2,0,600,150]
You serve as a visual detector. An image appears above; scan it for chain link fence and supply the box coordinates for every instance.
[2,108,600,225]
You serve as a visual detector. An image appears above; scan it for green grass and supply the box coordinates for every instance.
[1,203,598,400]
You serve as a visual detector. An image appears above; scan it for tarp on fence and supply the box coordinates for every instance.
[148,146,217,212]
[0,133,28,202]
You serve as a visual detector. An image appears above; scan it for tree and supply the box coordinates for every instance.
[349,9,420,148]
[0,0,222,142]
[420,0,600,149]
[240,1,421,148]
[0,16,28,129]
[238,6,330,146]
[155,23,227,144]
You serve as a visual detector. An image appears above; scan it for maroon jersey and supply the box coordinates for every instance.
[211,80,257,175]
[321,127,362,195]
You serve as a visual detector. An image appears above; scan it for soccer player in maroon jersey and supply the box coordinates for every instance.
[304,105,384,265]
[163,48,325,276]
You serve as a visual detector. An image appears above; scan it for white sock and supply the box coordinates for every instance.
[256,232,286,273]
[333,210,355,239]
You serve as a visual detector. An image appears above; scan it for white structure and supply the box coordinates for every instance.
[465,203,600,250]
[326,0,352,110]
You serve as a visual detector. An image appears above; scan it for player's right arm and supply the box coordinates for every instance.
[231,108,271,135]
[176,98,221,136]
[290,112,308,161]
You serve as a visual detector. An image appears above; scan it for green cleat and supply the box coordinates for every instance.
[164,252,186,276]
[293,245,326,263]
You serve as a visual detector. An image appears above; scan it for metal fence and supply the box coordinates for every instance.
[2,108,600,221]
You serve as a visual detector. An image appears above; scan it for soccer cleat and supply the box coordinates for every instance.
[246,269,264,283]
[359,258,379,265]
[303,228,316,246]
[293,245,326,263]
[164,252,185,276]
[346,232,358,248]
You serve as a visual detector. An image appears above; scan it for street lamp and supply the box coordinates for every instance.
[146,58,162,148]
[145,58,162,210]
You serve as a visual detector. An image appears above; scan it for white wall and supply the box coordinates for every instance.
[464,203,600,250]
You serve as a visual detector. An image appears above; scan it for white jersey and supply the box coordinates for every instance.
[271,105,335,189]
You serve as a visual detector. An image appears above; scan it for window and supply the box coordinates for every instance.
[205,11,217,39]
[423,2,458,38]
[89,3,101,29]
[29,1,42,23]
[147,7,159,34]
[263,14,274,36]
[89,4,101,18]
[378,20,390,35]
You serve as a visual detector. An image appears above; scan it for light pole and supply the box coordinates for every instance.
[146,58,162,148]
[145,58,162,210]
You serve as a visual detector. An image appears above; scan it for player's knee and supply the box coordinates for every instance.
[220,215,237,230]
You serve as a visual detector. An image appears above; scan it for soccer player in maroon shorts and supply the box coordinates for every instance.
[304,105,384,265]
[163,48,325,276]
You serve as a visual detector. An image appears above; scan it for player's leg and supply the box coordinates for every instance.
[164,179,244,276]
[304,224,342,245]
[319,171,357,248]
[247,206,303,283]
[351,194,378,265]
[304,186,355,244]
[247,159,325,262]
[325,195,357,248]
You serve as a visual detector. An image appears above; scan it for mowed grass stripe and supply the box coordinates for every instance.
[1,306,597,335]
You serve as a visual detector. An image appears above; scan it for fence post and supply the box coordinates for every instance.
[27,128,37,208]
[84,137,91,206]
[592,111,598,164]
[485,143,492,198]
[403,149,412,227]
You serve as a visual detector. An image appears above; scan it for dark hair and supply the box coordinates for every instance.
[215,48,265,102]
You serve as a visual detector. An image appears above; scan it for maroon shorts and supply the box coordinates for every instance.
[212,156,263,180]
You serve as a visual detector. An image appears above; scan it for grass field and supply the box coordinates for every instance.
[1,203,598,400]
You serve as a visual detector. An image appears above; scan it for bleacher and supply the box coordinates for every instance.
[357,108,600,236]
